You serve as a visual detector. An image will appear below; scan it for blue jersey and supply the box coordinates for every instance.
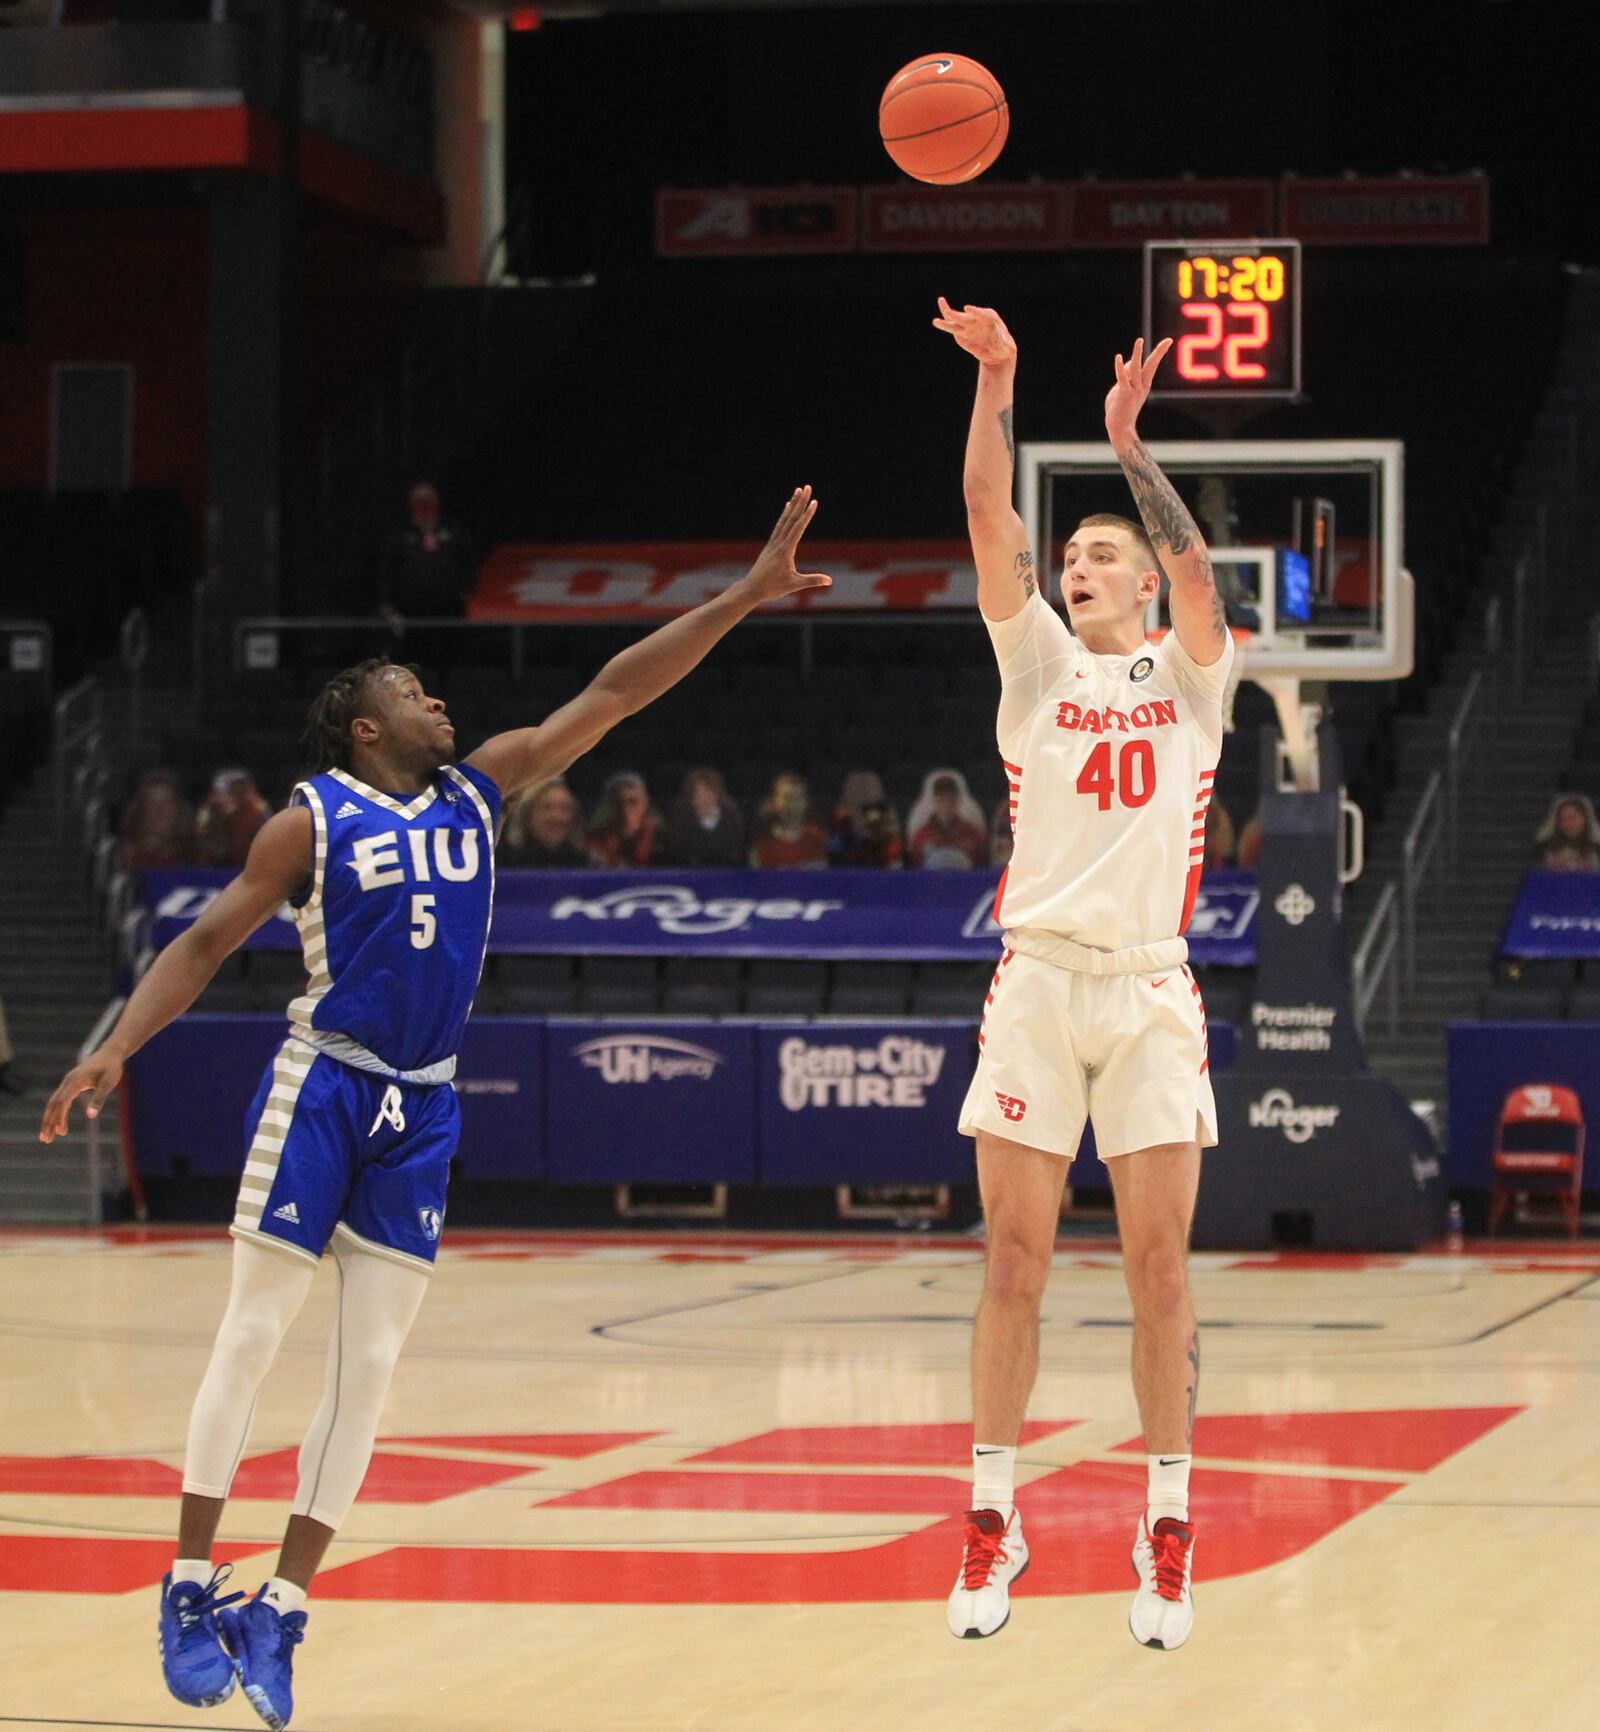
[287,762,501,1076]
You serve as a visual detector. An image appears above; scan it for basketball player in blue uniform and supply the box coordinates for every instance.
[39,488,829,1730]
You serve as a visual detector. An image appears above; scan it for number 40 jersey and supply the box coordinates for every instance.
[286,763,502,1078]
[987,592,1234,953]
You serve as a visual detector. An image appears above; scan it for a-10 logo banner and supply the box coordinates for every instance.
[139,868,1260,966]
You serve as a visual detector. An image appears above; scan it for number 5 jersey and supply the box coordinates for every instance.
[987,591,1234,952]
[285,763,502,1081]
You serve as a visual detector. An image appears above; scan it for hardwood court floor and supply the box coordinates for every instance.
[2,1225,1598,1732]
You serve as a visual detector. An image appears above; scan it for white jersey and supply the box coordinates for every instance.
[985,592,1233,952]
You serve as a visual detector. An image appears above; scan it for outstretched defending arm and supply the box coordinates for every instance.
[1105,337,1228,668]
[40,806,314,1142]
[466,488,831,802]
[932,298,1037,622]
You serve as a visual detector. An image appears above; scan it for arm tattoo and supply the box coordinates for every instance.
[1117,439,1206,564]
[998,406,1015,463]
[1185,1329,1200,1448]
[1015,549,1037,601]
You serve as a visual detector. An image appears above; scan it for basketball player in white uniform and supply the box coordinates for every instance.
[933,300,1231,1650]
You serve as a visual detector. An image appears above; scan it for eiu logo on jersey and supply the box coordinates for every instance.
[348,828,482,892]
[418,1206,443,1241]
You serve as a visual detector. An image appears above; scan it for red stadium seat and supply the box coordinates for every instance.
[1489,1084,1585,1239]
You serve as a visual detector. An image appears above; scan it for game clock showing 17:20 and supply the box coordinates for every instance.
[1143,240,1302,401]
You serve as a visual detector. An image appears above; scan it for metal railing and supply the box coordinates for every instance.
[1400,769,1444,986]
[1444,668,1486,871]
[1352,879,1400,1038]
[51,678,103,839]
[120,607,150,757]
[77,997,125,1229]
[1509,553,1529,699]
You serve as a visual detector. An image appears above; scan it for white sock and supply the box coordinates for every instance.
[1147,1452,1192,1527]
[172,1557,211,1589]
[261,1576,308,1616]
[972,1443,1016,1521]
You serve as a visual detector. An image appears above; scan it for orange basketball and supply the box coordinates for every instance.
[878,53,1008,186]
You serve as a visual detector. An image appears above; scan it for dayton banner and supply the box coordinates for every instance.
[470,540,978,619]
[138,867,1261,966]
[1499,870,1600,960]
[1068,178,1275,247]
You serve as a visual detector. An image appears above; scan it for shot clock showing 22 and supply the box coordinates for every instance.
[1144,239,1303,399]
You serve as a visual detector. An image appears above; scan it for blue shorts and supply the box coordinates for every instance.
[230,1038,459,1276]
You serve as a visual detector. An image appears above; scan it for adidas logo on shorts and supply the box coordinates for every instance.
[272,1201,301,1223]
[333,801,362,820]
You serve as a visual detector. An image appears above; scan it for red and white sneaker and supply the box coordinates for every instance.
[1129,1515,1195,1650]
[947,1508,1029,1639]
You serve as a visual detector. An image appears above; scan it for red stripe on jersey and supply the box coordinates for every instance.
[1179,860,1203,933]
[1177,769,1213,935]
[992,866,1010,926]
[1002,759,1022,776]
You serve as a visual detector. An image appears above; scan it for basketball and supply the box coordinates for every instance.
[878,53,1009,185]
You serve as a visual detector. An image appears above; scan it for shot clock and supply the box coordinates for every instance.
[1143,239,1302,401]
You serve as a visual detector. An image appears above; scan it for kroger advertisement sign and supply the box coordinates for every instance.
[140,867,1259,966]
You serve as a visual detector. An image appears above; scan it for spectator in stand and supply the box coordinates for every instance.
[118,770,196,872]
[195,769,271,869]
[1534,793,1600,871]
[0,992,22,1096]
[907,769,988,870]
[588,771,661,867]
[751,772,828,869]
[662,767,746,866]
[499,777,589,867]
[1204,799,1237,869]
[378,480,475,619]
[989,794,1014,869]
[829,770,903,868]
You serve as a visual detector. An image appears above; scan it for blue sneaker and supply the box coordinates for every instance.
[219,1587,308,1731]
[158,1566,244,1707]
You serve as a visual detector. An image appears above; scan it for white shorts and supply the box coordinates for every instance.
[957,947,1218,1160]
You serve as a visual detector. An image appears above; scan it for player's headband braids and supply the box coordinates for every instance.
[301,657,420,772]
